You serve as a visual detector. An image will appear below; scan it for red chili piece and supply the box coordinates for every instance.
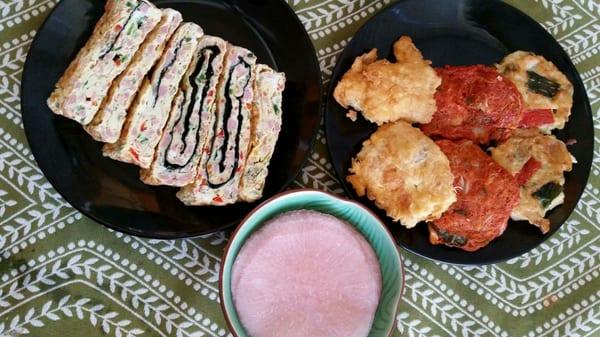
[515,157,542,185]
[519,109,554,128]
[129,148,139,162]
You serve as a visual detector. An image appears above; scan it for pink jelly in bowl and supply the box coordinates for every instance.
[230,210,382,337]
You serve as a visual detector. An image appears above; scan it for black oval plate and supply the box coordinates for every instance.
[22,0,322,238]
[325,0,593,264]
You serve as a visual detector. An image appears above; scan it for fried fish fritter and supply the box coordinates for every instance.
[420,65,524,144]
[497,51,573,132]
[491,133,573,233]
[346,121,456,228]
[429,140,520,252]
[333,36,441,125]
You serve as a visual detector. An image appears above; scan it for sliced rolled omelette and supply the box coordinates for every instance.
[103,23,204,168]
[141,36,228,186]
[177,46,256,205]
[85,9,182,143]
[239,64,286,202]
[47,0,161,124]
[497,51,573,132]
[491,133,574,233]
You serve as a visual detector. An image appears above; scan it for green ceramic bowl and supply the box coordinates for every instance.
[219,189,404,337]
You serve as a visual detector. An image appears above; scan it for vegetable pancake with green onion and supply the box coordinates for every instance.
[497,51,573,132]
[491,133,574,234]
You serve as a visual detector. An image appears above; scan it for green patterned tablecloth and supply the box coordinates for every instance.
[0,0,598,336]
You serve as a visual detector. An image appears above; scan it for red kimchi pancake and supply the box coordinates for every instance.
[420,65,523,144]
[428,140,520,251]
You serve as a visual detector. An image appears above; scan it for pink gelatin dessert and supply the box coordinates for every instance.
[231,210,382,337]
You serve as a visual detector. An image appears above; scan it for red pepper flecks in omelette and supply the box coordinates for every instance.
[420,65,524,144]
[428,140,520,252]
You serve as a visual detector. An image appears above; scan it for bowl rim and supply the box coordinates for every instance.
[218,188,405,337]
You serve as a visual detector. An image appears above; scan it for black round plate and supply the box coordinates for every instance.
[325,0,593,264]
[22,0,322,238]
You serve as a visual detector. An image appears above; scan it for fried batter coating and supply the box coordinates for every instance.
[429,140,520,252]
[346,121,456,228]
[497,51,573,132]
[491,133,573,233]
[420,65,524,144]
[333,36,441,125]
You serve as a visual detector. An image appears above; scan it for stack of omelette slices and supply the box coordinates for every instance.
[47,0,286,206]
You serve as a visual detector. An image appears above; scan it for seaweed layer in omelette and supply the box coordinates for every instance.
[429,140,520,252]
[346,121,456,229]
[491,132,573,234]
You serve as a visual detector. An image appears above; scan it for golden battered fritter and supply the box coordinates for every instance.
[333,36,441,125]
[497,51,573,132]
[491,133,573,233]
[347,121,456,228]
